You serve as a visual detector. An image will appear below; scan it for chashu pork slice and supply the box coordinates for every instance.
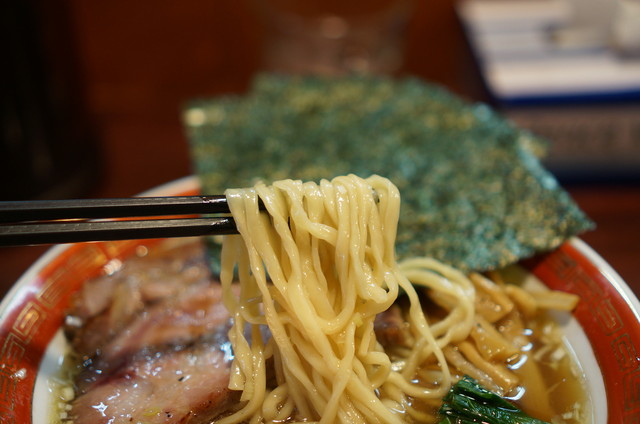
[65,241,239,423]
[70,340,237,424]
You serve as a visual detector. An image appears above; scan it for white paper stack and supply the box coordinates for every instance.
[457,0,640,105]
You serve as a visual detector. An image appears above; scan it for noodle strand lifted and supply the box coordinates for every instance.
[218,175,476,424]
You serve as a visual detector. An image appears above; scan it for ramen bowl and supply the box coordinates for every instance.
[1,176,639,423]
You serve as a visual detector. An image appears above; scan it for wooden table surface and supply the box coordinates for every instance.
[1,0,639,300]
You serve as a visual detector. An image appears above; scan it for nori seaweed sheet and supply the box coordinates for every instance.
[185,74,593,272]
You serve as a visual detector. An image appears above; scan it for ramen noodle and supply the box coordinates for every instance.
[215,174,584,423]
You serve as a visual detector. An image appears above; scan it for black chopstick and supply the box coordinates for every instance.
[0,195,247,247]
[0,195,229,223]
[0,217,237,246]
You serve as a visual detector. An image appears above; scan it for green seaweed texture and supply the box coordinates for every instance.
[186,74,593,272]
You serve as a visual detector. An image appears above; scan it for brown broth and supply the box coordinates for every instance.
[509,312,590,423]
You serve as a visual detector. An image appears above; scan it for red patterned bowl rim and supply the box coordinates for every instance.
[0,176,639,423]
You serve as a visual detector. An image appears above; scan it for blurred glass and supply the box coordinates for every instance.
[255,0,414,75]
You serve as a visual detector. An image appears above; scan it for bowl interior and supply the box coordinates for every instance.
[1,176,638,423]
